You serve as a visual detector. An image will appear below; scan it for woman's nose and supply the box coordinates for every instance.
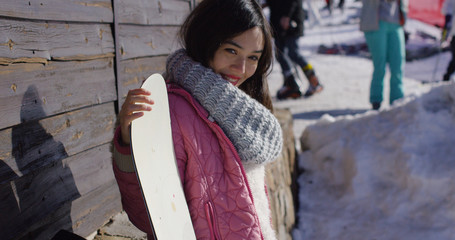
[232,57,246,73]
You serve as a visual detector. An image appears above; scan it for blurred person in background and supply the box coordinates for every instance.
[265,0,324,99]
[360,0,408,110]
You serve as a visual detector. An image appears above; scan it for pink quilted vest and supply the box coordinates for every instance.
[113,84,265,240]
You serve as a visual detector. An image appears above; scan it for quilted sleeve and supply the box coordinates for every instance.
[112,127,154,235]
[112,160,154,235]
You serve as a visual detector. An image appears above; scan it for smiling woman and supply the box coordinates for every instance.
[112,0,283,239]
[210,27,264,87]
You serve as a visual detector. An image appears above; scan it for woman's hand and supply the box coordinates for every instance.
[119,88,154,144]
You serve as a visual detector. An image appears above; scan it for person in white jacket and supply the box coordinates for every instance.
[442,0,455,81]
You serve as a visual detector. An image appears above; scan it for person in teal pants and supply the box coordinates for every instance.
[360,0,408,110]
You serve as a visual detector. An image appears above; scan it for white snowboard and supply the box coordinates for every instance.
[130,73,196,240]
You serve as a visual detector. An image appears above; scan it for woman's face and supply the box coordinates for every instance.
[209,27,264,87]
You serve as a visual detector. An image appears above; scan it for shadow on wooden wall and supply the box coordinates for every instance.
[1,85,79,239]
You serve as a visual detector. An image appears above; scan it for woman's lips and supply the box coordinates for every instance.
[221,74,240,85]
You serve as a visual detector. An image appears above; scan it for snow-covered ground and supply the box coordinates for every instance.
[265,0,455,239]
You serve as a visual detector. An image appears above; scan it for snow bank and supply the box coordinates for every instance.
[294,82,455,240]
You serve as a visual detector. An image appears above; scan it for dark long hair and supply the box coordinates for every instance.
[179,0,274,111]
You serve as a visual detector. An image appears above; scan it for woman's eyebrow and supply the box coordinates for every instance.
[224,40,263,53]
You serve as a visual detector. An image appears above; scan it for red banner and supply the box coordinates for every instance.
[408,0,445,27]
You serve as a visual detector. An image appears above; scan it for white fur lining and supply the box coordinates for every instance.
[243,162,277,240]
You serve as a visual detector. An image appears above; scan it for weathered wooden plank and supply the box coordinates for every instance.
[5,185,120,240]
[117,56,167,107]
[117,0,190,25]
[0,0,113,22]
[119,24,180,60]
[30,182,121,240]
[71,182,121,238]
[0,58,116,130]
[66,145,117,197]
[0,144,120,240]
[0,18,114,60]
[0,102,116,184]
[113,0,122,113]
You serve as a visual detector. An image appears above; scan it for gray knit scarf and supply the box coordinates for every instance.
[166,49,283,164]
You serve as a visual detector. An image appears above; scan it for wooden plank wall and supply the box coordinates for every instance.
[115,0,190,107]
[0,0,192,239]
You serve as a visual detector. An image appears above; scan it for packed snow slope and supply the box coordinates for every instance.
[294,83,455,240]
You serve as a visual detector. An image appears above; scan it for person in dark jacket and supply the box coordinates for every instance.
[265,0,323,99]
[442,0,455,81]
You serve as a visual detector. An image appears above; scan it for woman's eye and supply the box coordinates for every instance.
[249,55,259,61]
[225,48,236,55]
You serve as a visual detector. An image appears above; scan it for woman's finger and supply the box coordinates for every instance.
[119,103,152,128]
[122,111,145,127]
[125,103,153,114]
[128,95,155,105]
[127,88,152,96]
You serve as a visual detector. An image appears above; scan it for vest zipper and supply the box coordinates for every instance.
[205,201,221,240]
